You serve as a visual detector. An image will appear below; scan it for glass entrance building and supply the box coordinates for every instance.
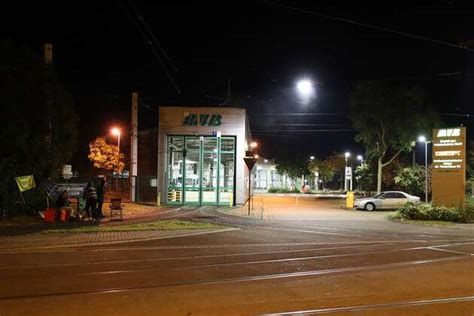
[158,107,251,206]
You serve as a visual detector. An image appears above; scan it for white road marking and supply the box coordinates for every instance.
[269,295,474,315]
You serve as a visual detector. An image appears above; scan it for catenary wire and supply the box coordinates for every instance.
[264,1,474,53]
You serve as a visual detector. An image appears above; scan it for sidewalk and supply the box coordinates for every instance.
[0,203,233,251]
[0,229,229,251]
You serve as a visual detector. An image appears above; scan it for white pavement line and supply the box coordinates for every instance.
[259,226,367,237]
[0,255,467,301]
[0,243,397,270]
[429,240,474,248]
[426,247,474,256]
[268,295,474,315]
[0,228,239,253]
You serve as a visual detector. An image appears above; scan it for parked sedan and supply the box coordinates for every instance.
[354,191,420,211]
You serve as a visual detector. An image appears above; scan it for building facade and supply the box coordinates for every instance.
[157,107,251,206]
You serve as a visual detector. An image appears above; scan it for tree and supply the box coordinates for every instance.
[394,165,425,196]
[354,163,374,193]
[275,155,310,189]
[351,81,437,193]
[308,158,335,190]
[468,141,474,179]
[88,137,124,173]
[0,41,77,210]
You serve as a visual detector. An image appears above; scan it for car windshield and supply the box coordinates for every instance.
[372,193,384,199]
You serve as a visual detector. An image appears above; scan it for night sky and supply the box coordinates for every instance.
[2,1,473,167]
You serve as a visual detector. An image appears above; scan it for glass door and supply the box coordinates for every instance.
[166,135,236,206]
[201,137,218,204]
[184,137,201,204]
[219,137,235,205]
[167,136,184,204]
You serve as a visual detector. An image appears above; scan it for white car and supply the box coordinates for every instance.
[354,191,421,211]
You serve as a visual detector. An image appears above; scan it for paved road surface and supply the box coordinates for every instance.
[0,196,473,315]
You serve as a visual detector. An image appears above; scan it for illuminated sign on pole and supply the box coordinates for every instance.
[431,127,466,207]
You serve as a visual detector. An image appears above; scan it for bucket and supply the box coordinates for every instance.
[60,209,69,222]
[44,208,56,223]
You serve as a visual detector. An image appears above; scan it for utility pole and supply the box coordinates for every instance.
[130,92,138,202]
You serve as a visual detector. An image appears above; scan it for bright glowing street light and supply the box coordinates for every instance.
[310,156,315,160]
[357,155,363,164]
[418,135,427,143]
[249,141,258,149]
[111,127,121,152]
[296,79,314,96]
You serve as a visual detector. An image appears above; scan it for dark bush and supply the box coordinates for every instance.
[267,187,302,194]
[396,201,474,223]
[398,202,430,220]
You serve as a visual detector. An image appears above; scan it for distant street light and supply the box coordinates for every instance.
[417,135,429,203]
[249,141,258,149]
[357,155,363,165]
[296,79,314,96]
[310,156,315,160]
[111,127,121,153]
[344,152,351,166]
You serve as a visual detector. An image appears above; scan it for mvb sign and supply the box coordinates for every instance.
[437,128,461,137]
[183,113,222,126]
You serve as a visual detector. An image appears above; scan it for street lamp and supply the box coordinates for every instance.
[357,155,363,165]
[296,79,314,96]
[249,141,258,149]
[344,152,351,166]
[111,127,121,152]
[309,156,315,160]
[418,135,429,203]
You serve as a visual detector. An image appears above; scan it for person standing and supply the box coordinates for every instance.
[96,179,106,218]
[83,182,98,220]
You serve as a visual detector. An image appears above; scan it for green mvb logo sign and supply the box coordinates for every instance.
[183,113,222,126]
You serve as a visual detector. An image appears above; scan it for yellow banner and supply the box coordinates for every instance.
[15,175,36,192]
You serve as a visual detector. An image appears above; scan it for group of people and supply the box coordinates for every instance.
[55,179,106,221]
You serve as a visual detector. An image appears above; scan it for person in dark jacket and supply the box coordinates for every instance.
[83,182,98,220]
[96,179,106,218]
[55,190,71,220]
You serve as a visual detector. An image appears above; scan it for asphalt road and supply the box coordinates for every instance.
[0,196,473,315]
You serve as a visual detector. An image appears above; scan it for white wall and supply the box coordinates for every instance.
[157,107,249,205]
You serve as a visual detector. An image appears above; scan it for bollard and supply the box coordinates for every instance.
[346,191,354,208]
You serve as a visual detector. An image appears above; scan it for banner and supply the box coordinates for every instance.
[15,175,36,192]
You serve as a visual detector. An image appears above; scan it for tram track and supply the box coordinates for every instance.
[2,244,470,280]
[0,254,468,301]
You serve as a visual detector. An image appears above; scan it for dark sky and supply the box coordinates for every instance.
[2,1,473,164]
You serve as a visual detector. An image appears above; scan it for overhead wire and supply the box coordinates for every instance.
[118,0,181,94]
[264,1,474,53]
[127,0,179,72]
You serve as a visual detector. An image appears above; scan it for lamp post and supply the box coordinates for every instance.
[357,155,363,165]
[418,135,429,203]
[111,127,121,153]
[111,127,122,197]
[344,152,351,191]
